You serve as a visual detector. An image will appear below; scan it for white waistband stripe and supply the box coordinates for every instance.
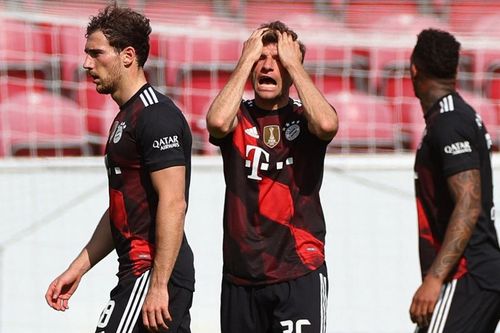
[428,279,457,333]
[319,272,328,333]
[116,270,151,333]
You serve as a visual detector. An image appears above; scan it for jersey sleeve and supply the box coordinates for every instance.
[208,105,243,147]
[433,111,480,177]
[209,132,227,147]
[136,103,188,172]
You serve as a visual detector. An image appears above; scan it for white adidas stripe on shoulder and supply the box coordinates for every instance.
[139,87,160,107]
[243,99,254,108]
[292,99,302,107]
[439,95,455,113]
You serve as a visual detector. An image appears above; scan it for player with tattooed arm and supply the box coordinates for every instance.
[409,28,500,333]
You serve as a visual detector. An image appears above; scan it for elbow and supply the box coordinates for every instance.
[173,199,188,217]
[161,195,187,217]
[315,113,339,141]
[471,205,482,226]
[206,115,233,138]
[323,119,339,138]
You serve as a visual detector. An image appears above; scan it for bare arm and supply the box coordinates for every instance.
[142,166,187,332]
[430,169,481,279]
[410,169,481,327]
[45,209,114,311]
[206,28,267,138]
[277,32,338,141]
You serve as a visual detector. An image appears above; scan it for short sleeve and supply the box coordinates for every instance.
[432,112,480,177]
[136,104,188,172]
[208,106,243,147]
[209,133,225,147]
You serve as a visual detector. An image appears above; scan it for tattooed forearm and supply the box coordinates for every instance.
[429,169,481,280]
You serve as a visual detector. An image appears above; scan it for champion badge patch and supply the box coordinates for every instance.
[263,125,280,148]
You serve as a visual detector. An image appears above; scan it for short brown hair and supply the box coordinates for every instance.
[260,21,306,63]
[86,4,152,68]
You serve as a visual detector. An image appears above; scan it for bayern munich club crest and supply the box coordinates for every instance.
[109,121,127,144]
[263,125,280,148]
[283,120,301,141]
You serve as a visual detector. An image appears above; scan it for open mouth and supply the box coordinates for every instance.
[258,76,277,85]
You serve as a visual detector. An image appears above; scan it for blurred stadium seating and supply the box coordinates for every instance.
[326,90,400,153]
[0,0,499,157]
[0,19,57,102]
[0,91,90,156]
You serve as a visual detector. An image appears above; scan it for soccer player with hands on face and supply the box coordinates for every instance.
[207,21,338,333]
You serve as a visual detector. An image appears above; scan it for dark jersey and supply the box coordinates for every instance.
[414,92,500,291]
[105,84,194,291]
[210,99,331,286]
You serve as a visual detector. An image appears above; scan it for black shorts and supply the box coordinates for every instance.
[94,270,193,333]
[415,274,500,333]
[221,264,328,333]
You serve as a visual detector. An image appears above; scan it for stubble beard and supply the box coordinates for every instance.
[95,63,121,95]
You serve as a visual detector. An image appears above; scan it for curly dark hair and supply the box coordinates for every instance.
[411,28,461,79]
[260,21,306,63]
[86,4,151,68]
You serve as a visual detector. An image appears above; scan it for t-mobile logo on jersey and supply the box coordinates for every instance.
[245,145,293,180]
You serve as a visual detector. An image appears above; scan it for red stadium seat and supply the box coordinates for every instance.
[58,24,121,153]
[306,27,369,94]
[58,24,87,85]
[175,64,252,154]
[464,15,500,93]
[361,13,449,93]
[243,1,316,28]
[143,1,215,25]
[0,19,52,61]
[0,19,57,102]
[460,91,500,150]
[401,101,426,151]
[0,72,47,102]
[485,63,500,101]
[152,34,243,87]
[470,13,500,39]
[327,91,400,152]
[358,13,452,139]
[69,72,117,154]
[309,69,352,95]
[343,1,419,31]
[447,1,500,34]
[33,1,108,19]
[0,91,91,157]
[82,93,117,154]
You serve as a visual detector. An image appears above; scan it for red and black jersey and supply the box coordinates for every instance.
[414,92,500,291]
[105,84,194,291]
[210,99,331,286]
